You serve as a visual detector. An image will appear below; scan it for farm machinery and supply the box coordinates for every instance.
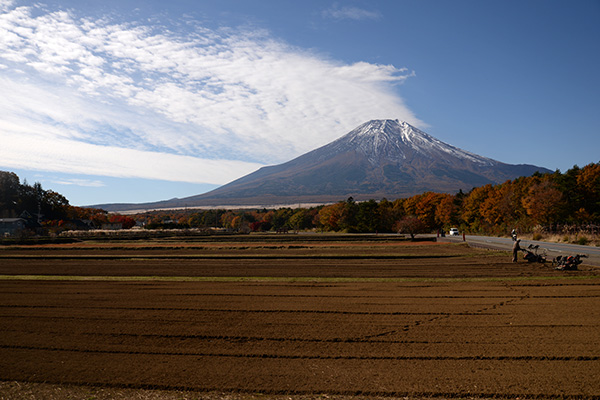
[552,254,588,270]
[522,244,547,263]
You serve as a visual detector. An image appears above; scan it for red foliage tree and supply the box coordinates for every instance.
[108,214,136,229]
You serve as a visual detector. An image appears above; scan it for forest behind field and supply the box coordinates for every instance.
[1,162,599,239]
[139,162,600,238]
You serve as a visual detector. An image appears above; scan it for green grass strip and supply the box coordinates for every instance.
[0,274,598,283]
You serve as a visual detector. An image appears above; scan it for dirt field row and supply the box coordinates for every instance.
[2,239,596,279]
[1,238,599,399]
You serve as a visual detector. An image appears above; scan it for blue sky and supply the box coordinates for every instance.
[1,0,599,206]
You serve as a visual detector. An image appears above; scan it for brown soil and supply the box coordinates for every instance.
[1,237,599,399]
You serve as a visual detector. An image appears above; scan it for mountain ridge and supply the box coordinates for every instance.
[94,120,551,211]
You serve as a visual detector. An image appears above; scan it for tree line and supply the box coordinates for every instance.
[139,162,600,236]
[0,171,135,232]
[2,162,599,236]
[1,171,70,221]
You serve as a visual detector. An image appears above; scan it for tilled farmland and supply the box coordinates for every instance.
[1,235,599,399]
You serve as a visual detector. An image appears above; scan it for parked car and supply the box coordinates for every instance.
[449,228,459,236]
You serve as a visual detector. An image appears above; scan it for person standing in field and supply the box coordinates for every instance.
[512,239,521,262]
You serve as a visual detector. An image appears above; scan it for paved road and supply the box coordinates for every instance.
[440,234,600,267]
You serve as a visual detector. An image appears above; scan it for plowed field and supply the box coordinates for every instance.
[1,235,599,399]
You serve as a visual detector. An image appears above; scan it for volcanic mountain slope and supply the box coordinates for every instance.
[99,120,551,211]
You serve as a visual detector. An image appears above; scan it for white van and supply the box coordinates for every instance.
[449,228,459,236]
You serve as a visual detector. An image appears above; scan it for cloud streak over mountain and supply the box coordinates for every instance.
[0,1,419,187]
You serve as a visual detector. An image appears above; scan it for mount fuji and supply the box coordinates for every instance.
[98,120,552,211]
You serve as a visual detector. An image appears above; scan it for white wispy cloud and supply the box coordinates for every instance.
[52,178,106,188]
[0,2,419,185]
[322,5,382,21]
[0,127,261,185]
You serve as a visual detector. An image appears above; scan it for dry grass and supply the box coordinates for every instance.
[523,232,600,247]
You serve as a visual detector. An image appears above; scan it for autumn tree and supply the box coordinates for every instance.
[288,209,313,231]
[90,211,109,227]
[460,184,493,232]
[479,182,524,232]
[220,211,237,230]
[394,215,427,239]
[434,193,458,228]
[109,214,136,229]
[317,202,346,231]
[230,215,244,231]
[522,177,564,226]
[577,163,600,220]
[272,208,294,231]
[414,192,444,231]
[402,195,419,217]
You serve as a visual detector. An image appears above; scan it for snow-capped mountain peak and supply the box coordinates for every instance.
[330,119,495,167]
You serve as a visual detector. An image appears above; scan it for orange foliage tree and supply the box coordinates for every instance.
[413,192,444,230]
[435,193,458,228]
[479,182,523,232]
[522,177,564,226]
[576,163,600,220]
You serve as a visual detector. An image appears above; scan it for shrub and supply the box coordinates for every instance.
[532,233,543,241]
[577,236,590,246]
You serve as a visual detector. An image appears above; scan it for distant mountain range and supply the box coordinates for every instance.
[95,120,551,212]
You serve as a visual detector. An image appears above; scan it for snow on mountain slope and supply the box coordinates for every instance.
[329,120,496,166]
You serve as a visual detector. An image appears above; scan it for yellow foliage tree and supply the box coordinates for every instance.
[317,202,345,231]
[460,184,493,229]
